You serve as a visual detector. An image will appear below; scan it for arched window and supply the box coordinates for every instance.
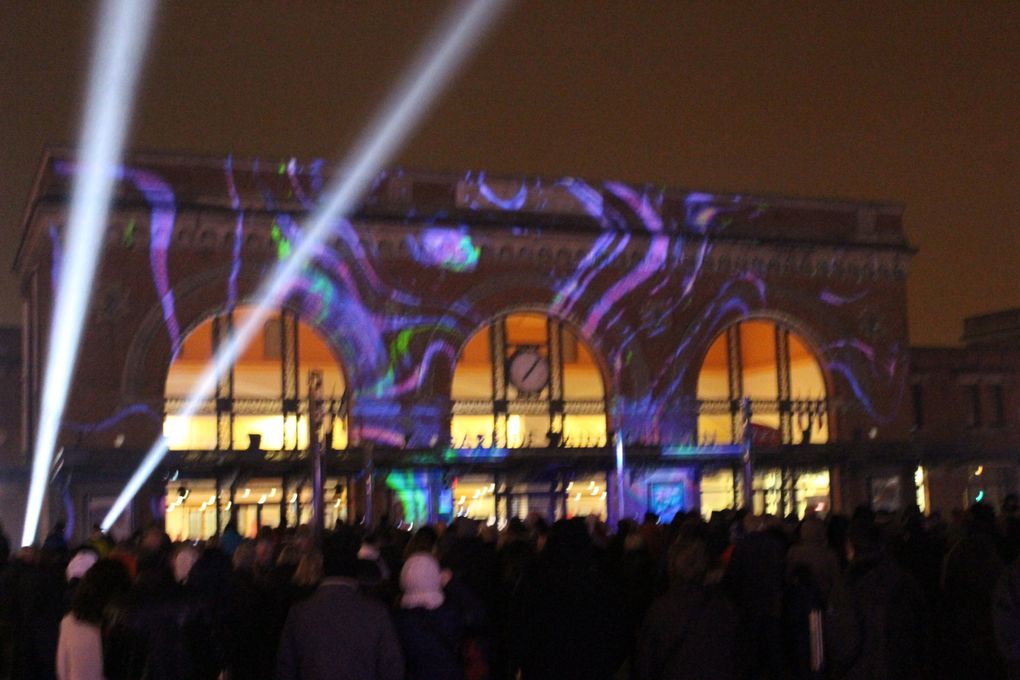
[450,312,607,449]
[697,319,828,446]
[163,306,347,451]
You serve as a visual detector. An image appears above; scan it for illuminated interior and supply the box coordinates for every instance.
[752,468,830,517]
[164,477,349,540]
[163,306,348,451]
[451,312,607,449]
[697,319,829,445]
[451,472,608,524]
[699,467,736,517]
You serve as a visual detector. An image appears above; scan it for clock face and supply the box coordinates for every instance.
[508,348,550,392]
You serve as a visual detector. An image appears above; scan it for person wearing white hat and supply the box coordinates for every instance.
[394,553,467,680]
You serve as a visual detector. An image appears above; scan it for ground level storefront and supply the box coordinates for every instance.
[160,449,841,541]
[44,443,1015,543]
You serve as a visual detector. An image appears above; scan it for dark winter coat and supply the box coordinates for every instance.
[102,566,223,680]
[276,579,404,680]
[832,553,927,680]
[636,582,740,680]
[993,560,1020,680]
[394,603,466,680]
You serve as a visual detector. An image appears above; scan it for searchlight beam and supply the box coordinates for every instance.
[101,0,507,531]
[22,0,156,546]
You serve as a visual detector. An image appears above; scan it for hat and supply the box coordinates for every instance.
[66,550,99,581]
[400,553,444,610]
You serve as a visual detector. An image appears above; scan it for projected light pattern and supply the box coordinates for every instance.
[74,150,908,529]
[385,470,431,527]
[101,0,508,531]
[53,161,182,353]
[224,156,245,313]
[51,140,907,452]
[58,155,906,457]
[63,404,161,434]
[408,228,480,272]
[22,0,156,546]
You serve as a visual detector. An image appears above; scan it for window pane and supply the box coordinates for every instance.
[562,415,607,447]
[451,415,494,448]
[740,321,778,400]
[700,467,735,517]
[166,321,214,398]
[563,328,603,399]
[164,415,216,450]
[505,313,547,346]
[452,327,492,400]
[789,333,826,401]
[697,334,729,399]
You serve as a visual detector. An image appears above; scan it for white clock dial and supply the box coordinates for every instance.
[508,348,550,392]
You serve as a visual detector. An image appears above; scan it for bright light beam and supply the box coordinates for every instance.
[101,0,507,532]
[22,0,156,546]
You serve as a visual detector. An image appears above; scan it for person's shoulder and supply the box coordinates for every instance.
[351,589,394,617]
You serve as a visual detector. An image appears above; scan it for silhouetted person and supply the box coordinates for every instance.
[277,529,404,680]
[994,558,1020,679]
[103,533,223,680]
[637,536,739,680]
[0,547,66,680]
[56,558,130,680]
[510,518,628,680]
[394,553,465,680]
[941,502,1006,679]
[784,517,842,679]
[724,515,786,680]
[832,515,927,680]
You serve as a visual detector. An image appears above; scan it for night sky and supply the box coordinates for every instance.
[2,1,1017,346]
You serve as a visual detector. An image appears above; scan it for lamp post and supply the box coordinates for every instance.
[741,397,754,510]
[308,370,325,542]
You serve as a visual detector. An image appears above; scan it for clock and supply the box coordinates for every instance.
[508,348,550,392]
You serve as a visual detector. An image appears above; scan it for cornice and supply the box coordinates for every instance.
[26,198,912,287]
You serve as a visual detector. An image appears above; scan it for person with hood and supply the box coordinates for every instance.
[394,552,466,680]
[64,549,100,611]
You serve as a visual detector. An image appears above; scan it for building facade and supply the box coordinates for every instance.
[9,150,942,542]
[911,309,1020,514]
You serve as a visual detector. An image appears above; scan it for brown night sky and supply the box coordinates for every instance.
[1,1,1017,346]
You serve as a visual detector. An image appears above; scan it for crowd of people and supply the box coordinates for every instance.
[3,497,1020,679]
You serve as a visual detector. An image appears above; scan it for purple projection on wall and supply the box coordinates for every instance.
[53,158,903,444]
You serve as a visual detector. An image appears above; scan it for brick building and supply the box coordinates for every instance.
[911,308,1020,513]
[6,149,975,543]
